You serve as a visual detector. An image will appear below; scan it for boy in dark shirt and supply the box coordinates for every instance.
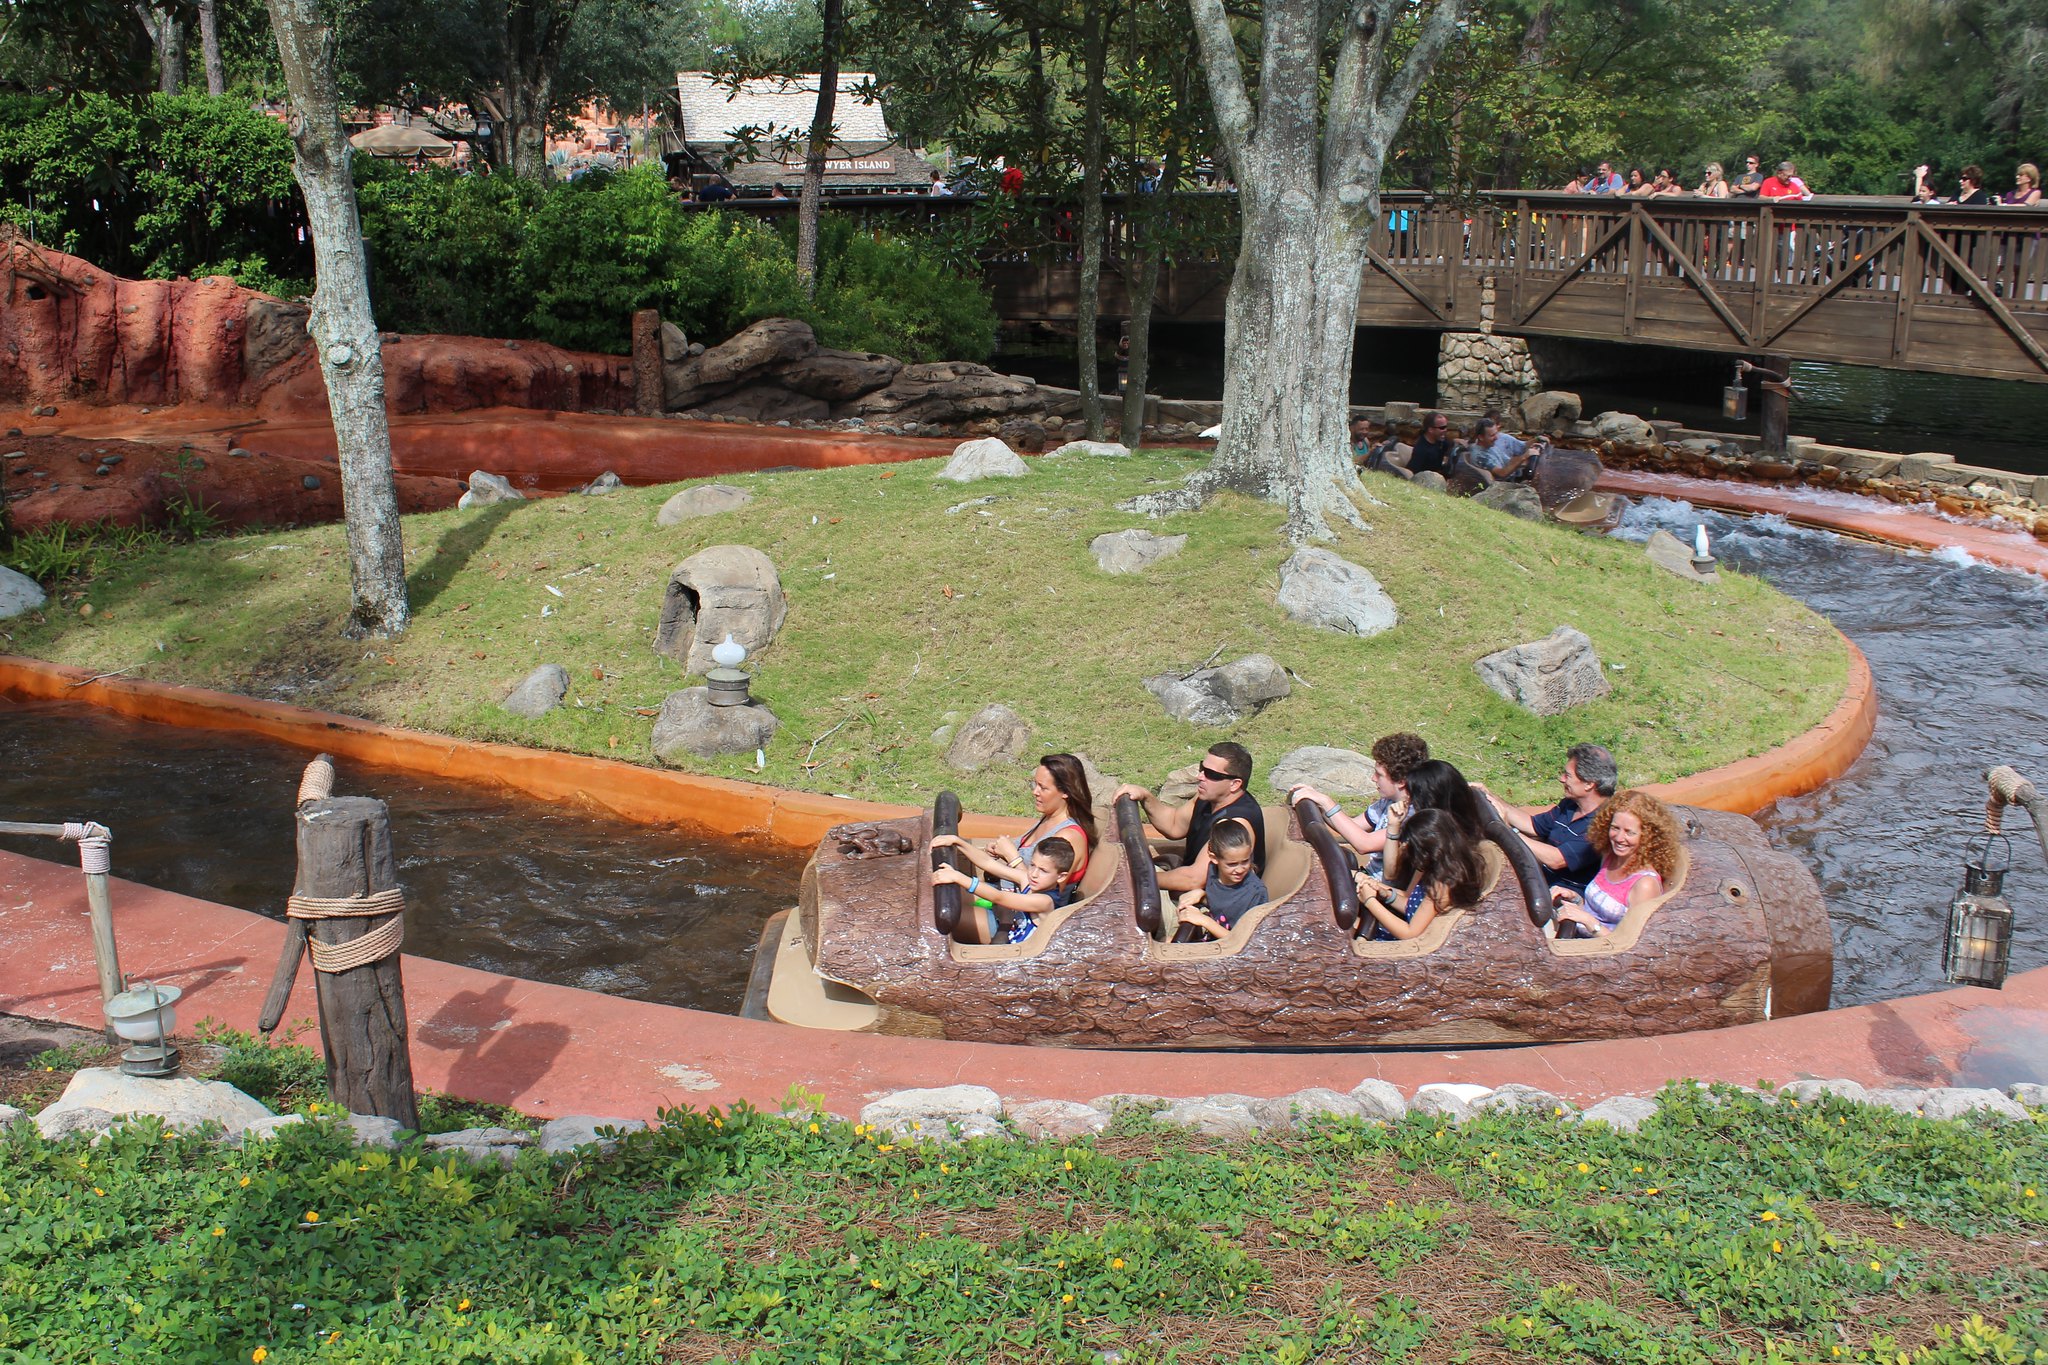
[1173,819,1266,941]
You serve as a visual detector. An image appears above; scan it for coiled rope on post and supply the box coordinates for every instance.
[59,821,113,875]
[285,888,405,973]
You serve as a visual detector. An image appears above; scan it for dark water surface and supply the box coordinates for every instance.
[4,502,2044,1012]
[1613,498,2048,1005]
[0,704,806,1014]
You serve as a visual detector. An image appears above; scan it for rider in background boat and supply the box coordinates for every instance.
[1357,808,1485,941]
[1551,790,1682,938]
[1291,731,1429,879]
[1171,818,1267,942]
[1114,742,1267,895]
[1473,743,1617,897]
[929,753,1096,890]
[932,836,1077,945]
[1382,759,1487,889]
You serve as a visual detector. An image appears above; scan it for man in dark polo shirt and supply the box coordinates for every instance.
[1474,743,1616,895]
[1114,741,1267,893]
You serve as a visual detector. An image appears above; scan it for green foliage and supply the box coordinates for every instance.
[196,1023,329,1114]
[0,519,167,587]
[0,91,307,285]
[355,164,995,359]
[1,1081,2042,1361]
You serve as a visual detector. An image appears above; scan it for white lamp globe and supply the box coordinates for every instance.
[711,634,747,669]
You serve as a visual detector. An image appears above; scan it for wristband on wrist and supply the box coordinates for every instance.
[968,875,982,897]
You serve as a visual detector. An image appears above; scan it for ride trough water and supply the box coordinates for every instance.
[748,793,1834,1049]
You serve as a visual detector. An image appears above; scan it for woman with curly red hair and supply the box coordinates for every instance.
[1552,789,1682,937]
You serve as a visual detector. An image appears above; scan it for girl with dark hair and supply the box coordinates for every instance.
[931,753,1095,891]
[1383,758,1485,887]
[1356,809,1484,941]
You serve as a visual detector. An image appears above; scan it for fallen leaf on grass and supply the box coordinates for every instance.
[592,666,605,680]
[942,585,954,598]
[828,516,842,524]
[878,470,895,479]
[607,735,619,750]
[456,603,471,612]
[381,654,397,666]
[633,707,659,717]
[471,651,487,660]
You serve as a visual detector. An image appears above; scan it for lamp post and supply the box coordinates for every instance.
[1691,524,1718,577]
[1943,834,2015,989]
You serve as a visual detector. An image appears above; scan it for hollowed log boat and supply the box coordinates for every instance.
[749,794,1832,1048]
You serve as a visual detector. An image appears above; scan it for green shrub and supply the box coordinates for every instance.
[797,214,998,363]
[0,520,167,587]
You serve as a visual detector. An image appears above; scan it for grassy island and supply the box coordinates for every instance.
[4,449,1846,812]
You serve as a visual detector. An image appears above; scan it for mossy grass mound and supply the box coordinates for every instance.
[6,450,1845,813]
[4,1032,2044,1364]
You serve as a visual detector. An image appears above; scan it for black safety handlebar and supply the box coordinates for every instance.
[1115,796,1165,938]
[931,790,964,934]
[1293,798,1363,934]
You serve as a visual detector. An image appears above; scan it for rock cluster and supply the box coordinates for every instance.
[1437,331,1541,391]
[1474,626,1612,715]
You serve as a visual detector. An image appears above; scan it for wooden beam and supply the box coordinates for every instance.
[1752,203,1774,339]
[1918,221,2048,376]
[1639,213,1755,347]
[1512,213,1631,328]
[1623,206,1644,337]
[1758,222,1907,349]
[1364,246,1450,322]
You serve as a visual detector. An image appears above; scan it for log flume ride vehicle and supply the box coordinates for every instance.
[749,793,1833,1049]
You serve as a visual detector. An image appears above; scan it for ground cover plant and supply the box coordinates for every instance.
[1,1047,2041,1364]
[0,450,1847,814]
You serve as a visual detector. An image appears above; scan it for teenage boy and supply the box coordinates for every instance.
[1115,741,1266,893]
[933,836,1076,945]
[1291,732,1428,879]
[1172,819,1267,941]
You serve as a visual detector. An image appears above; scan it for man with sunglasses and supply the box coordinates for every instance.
[1114,742,1267,894]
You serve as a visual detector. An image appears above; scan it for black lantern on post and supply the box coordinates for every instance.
[1943,833,2014,988]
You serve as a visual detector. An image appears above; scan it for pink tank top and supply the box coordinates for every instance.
[1582,864,1658,932]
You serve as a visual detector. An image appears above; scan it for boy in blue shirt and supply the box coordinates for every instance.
[934,836,1076,945]
[1172,819,1266,941]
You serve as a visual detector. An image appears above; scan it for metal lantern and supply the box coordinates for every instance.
[1722,362,1749,420]
[104,980,183,1077]
[1943,835,2015,989]
[705,633,753,707]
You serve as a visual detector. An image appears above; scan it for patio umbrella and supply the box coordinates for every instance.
[349,124,455,157]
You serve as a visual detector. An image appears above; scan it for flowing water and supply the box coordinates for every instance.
[1612,498,2048,1005]
[0,703,806,1015]
[3,500,2043,1013]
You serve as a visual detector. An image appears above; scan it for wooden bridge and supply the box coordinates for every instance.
[707,190,2048,383]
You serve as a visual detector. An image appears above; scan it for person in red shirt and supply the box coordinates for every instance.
[999,165,1025,196]
[1759,160,1812,201]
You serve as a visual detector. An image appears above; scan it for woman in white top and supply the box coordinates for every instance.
[1697,163,1731,198]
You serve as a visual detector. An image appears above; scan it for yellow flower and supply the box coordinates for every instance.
[93,1187,105,1196]
[308,1103,320,1114]
[304,1211,319,1223]
[1576,1162,1591,1174]
[877,1144,895,1153]
[1061,1293,1074,1304]
[1758,1210,1779,1222]
[1552,1107,1564,1116]
[238,1176,251,1188]
[853,1123,866,1135]
[458,1298,471,1312]
[1632,1166,1643,1173]
[1644,1187,1660,1195]
[212,1227,225,1238]
[712,1117,723,1129]
[869,1280,882,1290]
[1057,1260,1066,1269]
[328,1331,342,1344]
[939,1163,951,1174]
[1869,1261,1882,1273]
[807,1122,819,1134]
[253,1350,268,1364]
[1111,1257,1125,1270]
[1772,1240,1783,1254]
[2026,1188,2037,1199]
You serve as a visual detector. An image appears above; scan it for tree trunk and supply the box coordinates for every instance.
[143,5,185,92]
[1180,0,1465,540]
[263,0,411,637]
[797,0,846,295]
[198,0,225,95]
[1121,148,1180,443]
[506,70,554,180]
[1493,2,1553,189]
[1075,2,1109,438]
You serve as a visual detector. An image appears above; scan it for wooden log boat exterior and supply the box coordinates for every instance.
[771,796,1832,1048]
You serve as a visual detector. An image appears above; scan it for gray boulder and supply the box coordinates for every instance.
[1473,482,1544,521]
[2011,1082,2048,1109]
[1410,1083,1492,1123]
[1275,549,1398,637]
[650,686,780,761]
[457,470,524,509]
[1782,1078,1868,1106]
[1145,654,1290,726]
[773,348,902,402]
[656,483,754,526]
[538,1115,649,1155]
[579,471,624,496]
[424,1125,533,1167]
[345,1113,406,1149]
[1412,470,1450,492]
[691,383,830,425]
[665,317,817,410]
[1919,1087,2029,1122]
[1049,440,1131,459]
[0,566,47,619]
[1090,529,1187,575]
[946,703,1033,773]
[659,320,690,363]
[239,1113,310,1144]
[1154,1096,1264,1139]
[1592,410,1653,444]
[861,1085,1006,1140]
[36,1069,273,1141]
[1861,1087,1930,1117]
[1267,746,1377,801]
[1578,1095,1660,1132]
[500,663,570,718]
[1521,390,1581,432]
[937,437,1029,483]
[1006,1100,1110,1141]
[654,545,786,673]
[1474,1083,1575,1117]
[998,417,1048,453]
[1644,529,1717,582]
[1474,626,1612,715]
[0,1102,24,1126]
[1348,1079,1409,1123]
[1251,1088,1364,1129]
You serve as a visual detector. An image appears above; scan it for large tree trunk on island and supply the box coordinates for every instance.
[1170,0,1464,540]
[797,0,845,295]
[264,0,410,637]
[198,0,225,95]
[1075,1,1109,439]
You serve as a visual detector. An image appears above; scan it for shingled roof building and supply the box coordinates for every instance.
[673,72,937,195]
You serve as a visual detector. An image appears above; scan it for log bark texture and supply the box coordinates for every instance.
[263,0,410,637]
[294,795,419,1131]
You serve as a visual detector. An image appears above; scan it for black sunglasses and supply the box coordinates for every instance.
[1198,764,1238,783]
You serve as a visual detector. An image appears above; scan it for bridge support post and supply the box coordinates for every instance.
[1757,353,1790,456]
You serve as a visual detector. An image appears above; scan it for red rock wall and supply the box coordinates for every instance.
[2,242,631,415]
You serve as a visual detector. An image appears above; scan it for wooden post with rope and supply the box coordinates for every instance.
[286,764,419,1130]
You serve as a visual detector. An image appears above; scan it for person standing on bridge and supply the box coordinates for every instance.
[1731,155,1765,197]
[1585,161,1626,195]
